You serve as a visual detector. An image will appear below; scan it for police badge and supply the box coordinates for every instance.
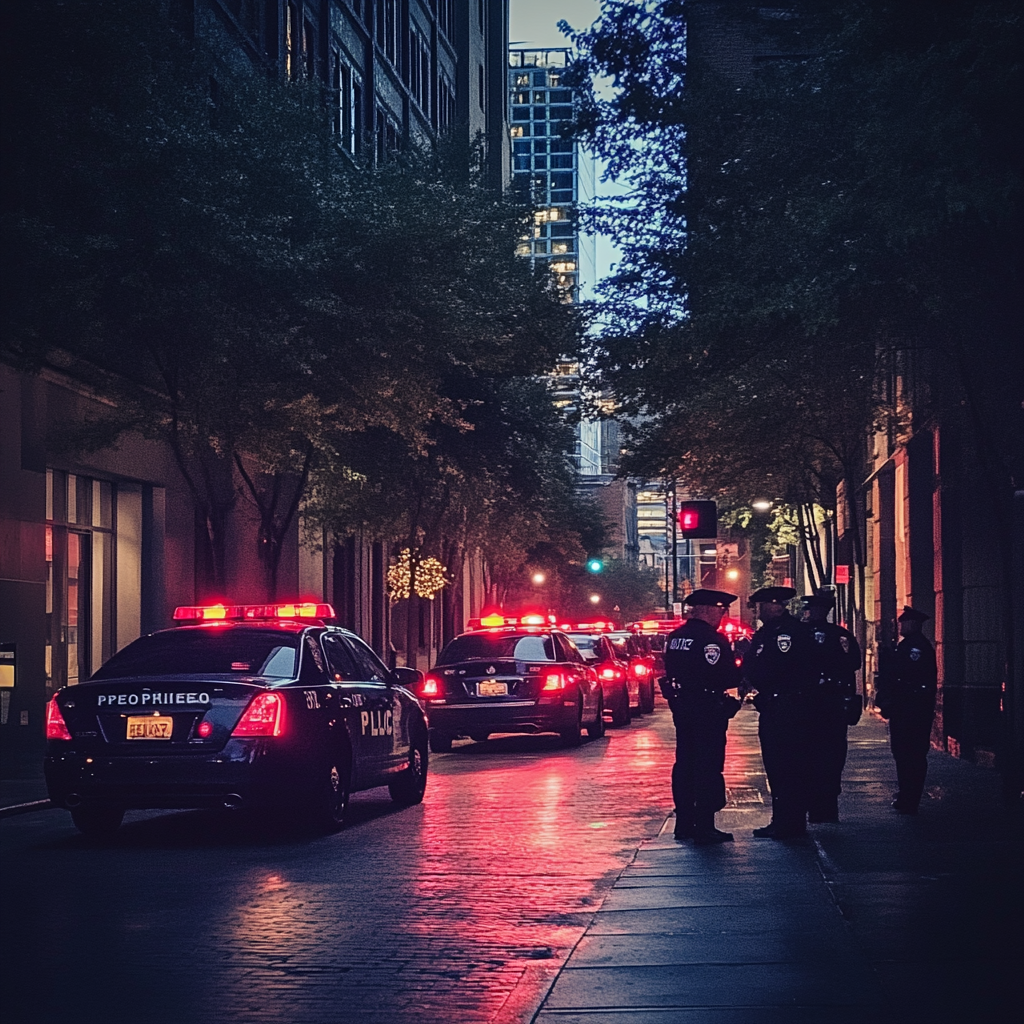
[814,631,825,644]
[910,648,921,662]
[777,634,792,652]
[704,644,721,665]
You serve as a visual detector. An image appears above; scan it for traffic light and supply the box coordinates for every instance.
[586,558,604,574]
[677,500,717,538]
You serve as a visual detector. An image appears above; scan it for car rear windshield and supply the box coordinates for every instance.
[437,634,556,664]
[90,629,300,680]
[567,635,600,660]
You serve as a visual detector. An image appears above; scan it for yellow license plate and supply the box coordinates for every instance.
[477,681,508,697]
[127,715,173,740]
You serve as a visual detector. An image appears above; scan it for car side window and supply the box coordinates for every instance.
[300,635,328,683]
[322,634,361,681]
[560,637,585,665]
[344,637,387,682]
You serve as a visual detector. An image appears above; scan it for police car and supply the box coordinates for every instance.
[44,603,428,835]
[421,616,605,751]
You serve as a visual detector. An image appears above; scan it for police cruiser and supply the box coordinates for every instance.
[44,603,428,835]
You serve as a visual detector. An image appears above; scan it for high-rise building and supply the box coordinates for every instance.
[197,1,511,186]
[508,47,596,301]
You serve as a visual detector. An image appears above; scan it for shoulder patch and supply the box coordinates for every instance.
[704,644,721,665]
[814,631,826,644]
[909,648,921,661]
[777,634,792,653]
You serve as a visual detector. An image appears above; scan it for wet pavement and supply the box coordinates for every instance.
[2,701,1021,1023]
[1,703,678,1024]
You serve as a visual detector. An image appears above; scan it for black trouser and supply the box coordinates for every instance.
[757,696,813,833]
[670,697,728,831]
[807,695,848,818]
[889,704,935,809]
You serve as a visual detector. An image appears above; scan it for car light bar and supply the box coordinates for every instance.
[173,603,336,622]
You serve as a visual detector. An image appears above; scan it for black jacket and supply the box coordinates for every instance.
[662,618,742,693]
[742,612,818,696]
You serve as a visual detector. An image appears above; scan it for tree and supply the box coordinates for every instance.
[563,1,1022,614]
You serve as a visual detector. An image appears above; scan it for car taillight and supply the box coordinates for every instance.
[231,693,285,737]
[542,672,566,690]
[421,675,443,698]
[45,697,72,740]
[600,667,621,680]
[633,663,649,677]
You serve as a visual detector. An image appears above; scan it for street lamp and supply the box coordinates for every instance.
[531,572,546,585]
[589,594,601,605]
[752,500,772,512]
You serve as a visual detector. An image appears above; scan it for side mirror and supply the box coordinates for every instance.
[393,666,423,688]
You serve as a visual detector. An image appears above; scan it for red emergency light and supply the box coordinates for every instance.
[173,602,335,622]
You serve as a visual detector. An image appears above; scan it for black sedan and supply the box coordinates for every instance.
[421,627,605,751]
[44,603,428,835]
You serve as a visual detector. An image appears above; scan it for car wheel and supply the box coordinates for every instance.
[560,701,583,748]
[70,805,124,837]
[310,753,350,832]
[389,730,429,806]
[429,729,453,753]
[610,685,631,727]
[640,679,656,715]
[587,693,606,739]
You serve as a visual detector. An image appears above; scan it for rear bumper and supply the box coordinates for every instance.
[426,697,579,737]
[44,740,297,811]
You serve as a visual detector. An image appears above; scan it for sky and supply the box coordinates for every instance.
[509,1,623,295]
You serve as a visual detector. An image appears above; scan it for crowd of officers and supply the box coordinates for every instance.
[660,587,937,844]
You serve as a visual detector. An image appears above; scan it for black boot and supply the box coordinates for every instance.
[693,809,733,845]
[673,809,695,840]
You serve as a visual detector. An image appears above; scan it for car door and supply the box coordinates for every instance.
[341,635,407,775]
[556,634,598,720]
[321,633,383,783]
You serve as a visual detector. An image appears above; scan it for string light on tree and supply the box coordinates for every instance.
[387,549,449,601]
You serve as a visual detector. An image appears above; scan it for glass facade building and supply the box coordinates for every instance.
[508,48,596,302]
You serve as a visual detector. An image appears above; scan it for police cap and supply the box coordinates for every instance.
[801,591,836,610]
[683,589,737,608]
[748,586,797,608]
[897,605,929,623]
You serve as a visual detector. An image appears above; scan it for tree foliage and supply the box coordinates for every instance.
[563,1,1023,540]
[2,0,596,604]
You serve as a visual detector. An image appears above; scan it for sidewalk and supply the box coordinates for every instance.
[534,707,1022,1024]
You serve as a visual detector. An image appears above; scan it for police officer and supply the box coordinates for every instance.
[801,591,862,823]
[742,586,818,839]
[660,589,743,844]
[875,605,937,814]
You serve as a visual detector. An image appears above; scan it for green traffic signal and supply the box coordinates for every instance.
[586,558,604,573]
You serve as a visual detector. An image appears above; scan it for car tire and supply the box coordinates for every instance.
[389,729,429,806]
[310,752,351,832]
[70,804,124,837]
[610,685,631,727]
[640,679,656,715]
[560,701,583,748]
[429,729,453,753]
[587,693,606,739]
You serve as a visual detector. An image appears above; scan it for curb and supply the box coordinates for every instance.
[0,799,53,819]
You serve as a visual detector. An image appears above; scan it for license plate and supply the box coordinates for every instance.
[477,680,508,697]
[126,715,173,740]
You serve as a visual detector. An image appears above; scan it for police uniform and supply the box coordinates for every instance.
[875,606,937,814]
[802,592,862,823]
[660,589,742,843]
[742,586,819,838]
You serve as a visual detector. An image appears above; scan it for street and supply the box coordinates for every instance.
[1,704,682,1024]
[4,699,1023,1023]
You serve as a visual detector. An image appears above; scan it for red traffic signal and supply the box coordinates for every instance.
[677,500,717,538]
